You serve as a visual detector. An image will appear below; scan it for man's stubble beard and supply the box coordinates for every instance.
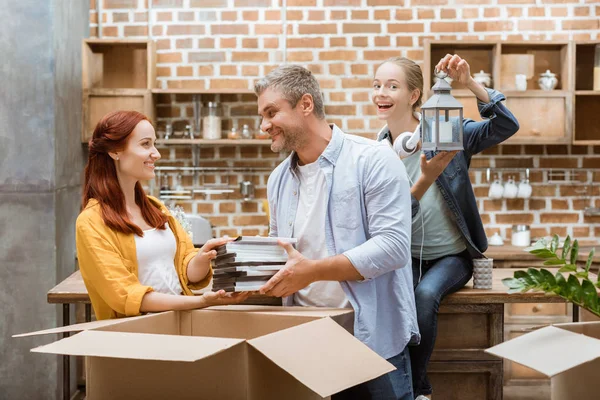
[270,125,307,153]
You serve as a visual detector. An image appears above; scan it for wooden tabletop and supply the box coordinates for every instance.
[484,244,599,263]
[49,268,596,306]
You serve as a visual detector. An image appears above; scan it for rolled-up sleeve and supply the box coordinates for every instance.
[76,218,153,317]
[343,145,412,280]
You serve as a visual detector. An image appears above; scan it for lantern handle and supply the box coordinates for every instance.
[434,67,448,79]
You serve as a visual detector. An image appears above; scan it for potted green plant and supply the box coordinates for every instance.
[502,234,599,318]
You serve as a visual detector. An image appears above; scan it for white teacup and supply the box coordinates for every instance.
[517,179,532,199]
[515,74,527,91]
[488,179,504,199]
[503,178,518,199]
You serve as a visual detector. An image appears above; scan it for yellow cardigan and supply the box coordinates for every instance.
[75,196,212,320]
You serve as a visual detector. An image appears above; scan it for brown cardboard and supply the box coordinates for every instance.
[486,321,600,399]
[16,305,393,399]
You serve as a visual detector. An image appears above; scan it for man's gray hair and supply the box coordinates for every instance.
[254,64,325,119]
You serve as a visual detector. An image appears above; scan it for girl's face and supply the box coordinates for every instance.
[372,62,417,121]
[116,120,161,182]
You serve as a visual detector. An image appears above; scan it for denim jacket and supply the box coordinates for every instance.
[378,89,519,259]
[267,125,420,359]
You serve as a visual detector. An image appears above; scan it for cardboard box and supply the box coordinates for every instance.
[486,321,600,399]
[15,306,394,400]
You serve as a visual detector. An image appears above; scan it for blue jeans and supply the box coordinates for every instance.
[333,346,413,400]
[409,251,472,397]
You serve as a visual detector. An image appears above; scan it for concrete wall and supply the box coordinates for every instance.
[0,1,88,398]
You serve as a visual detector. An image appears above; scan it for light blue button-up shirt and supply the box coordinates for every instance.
[267,124,420,359]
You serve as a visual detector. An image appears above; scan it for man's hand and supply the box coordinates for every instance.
[259,241,317,298]
[199,290,250,307]
[420,151,458,183]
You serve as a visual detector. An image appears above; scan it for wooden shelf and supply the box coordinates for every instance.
[155,139,270,145]
[88,88,149,96]
[575,90,600,95]
[152,88,254,95]
[501,90,570,98]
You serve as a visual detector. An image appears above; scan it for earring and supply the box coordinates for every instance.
[116,156,119,161]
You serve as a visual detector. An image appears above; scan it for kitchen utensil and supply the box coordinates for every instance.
[239,181,255,201]
[488,178,504,199]
[503,177,518,199]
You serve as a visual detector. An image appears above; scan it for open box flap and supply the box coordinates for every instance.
[13,312,170,338]
[206,305,354,318]
[31,330,245,362]
[248,317,394,397]
[486,325,600,377]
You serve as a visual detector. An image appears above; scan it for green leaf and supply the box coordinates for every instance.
[575,271,590,279]
[530,249,559,260]
[540,269,557,287]
[585,248,595,273]
[551,234,559,253]
[543,259,567,266]
[567,275,583,303]
[555,273,567,295]
[558,264,577,273]
[570,240,579,266]
[502,277,525,290]
[528,268,546,287]
[514,270,535,286]
[582,280,599,313]
[561,236,571,261]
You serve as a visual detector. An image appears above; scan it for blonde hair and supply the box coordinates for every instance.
[378,57,424,111]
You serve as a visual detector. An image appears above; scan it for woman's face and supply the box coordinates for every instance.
[116,120,161,182]
[372,62,416,121]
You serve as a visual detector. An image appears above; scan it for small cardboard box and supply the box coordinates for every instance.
[486,321,600,399]
[15,306,394,400]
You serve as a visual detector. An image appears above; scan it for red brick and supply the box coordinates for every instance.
[351,10,369,19]
[441,9,457,18]
[329,37,346,47]
[209,79,249,90]
[551,199,569,210]
[572,199,590,210]
[104,0,137,8]
[306,10,324,20]
[496,213,534,224]
[220,11,237,21]
[395,9,413,20]
[519,20,556,31]
[551,7,568,16]
[388,23,425,33]
[232,215,269,226]
[506,199,525,210]
[157,52,182,63]
[329,63,345,75]
[483,200,503,211]
[287,37,324,48]
[175,38,193,48]
[220,65,237,75]
[412,0,447,4]
[212,24,249,35]
[298,24,337,34]
[156,66,171,76]
[507,7,523,17]
[189,52,226,62]
[498,0,535,3]
[368,0,404,4]
[234,0,270,5]
[582,158,600,168]
[287,51,314,62]
[484,7,501,17]
[351,64,369,75]
[352,37,369,47]
[324,0,361,5]
[242,38,258,48]
[231,51,269,62]
[176,66,193,76]
[540,213,580,223]
[102,26,119,36]
[539,157,578,168]
[324,105,358,115]
[330,92,347,102]
[343,23,382,34]
[263,38,279,48]
[330,10,347,20]
[462,8,479,18]
[265,10,281,19]
[341,78,372,88]
[562,19,599,30]
[168,24,205,35]
[375,36,391,47]
[242,10,259,20]
[529,199,547,210]
[112,12,130,22]
[418,9,435,19]
[395,36,412,46]
[474,21,514,31]
[219,202,237,213]
[124,25,147,36]
[319,50,356,61]
[532,186,558,196]
[374,10,391,19]
[287,0,316,5]
[152,0,183,7]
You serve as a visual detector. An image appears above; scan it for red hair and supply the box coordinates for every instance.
[82,110,167,236]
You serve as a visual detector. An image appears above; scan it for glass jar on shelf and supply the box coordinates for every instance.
[241,124,252,139]
[202,102,222,140]
[228,127,240,140]
[254,130,269,140]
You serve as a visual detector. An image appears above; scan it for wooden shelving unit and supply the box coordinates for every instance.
[152,88,254,95]
[573,41,600,144]
[82,39,156,143]
[424,40,577,145]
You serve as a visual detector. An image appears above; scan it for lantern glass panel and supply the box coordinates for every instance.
[421,108,463,151]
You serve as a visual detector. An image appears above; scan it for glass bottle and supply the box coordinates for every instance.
[228,127,240,140]
[202,102,222,140]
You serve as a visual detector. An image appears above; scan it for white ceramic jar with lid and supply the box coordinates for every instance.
[202,102,222,140]
[511,224,531,247]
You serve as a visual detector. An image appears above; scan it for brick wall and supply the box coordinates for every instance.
[89,0,600,242]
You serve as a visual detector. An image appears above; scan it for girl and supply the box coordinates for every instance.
[76,110,248,320]
[373,55,519,399]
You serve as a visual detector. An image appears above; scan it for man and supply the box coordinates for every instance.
[255,64,420,400]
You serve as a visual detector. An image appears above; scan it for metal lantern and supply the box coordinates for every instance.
[420,71,464,152]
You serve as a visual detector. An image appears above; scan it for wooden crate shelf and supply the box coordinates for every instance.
[155,139,270,145]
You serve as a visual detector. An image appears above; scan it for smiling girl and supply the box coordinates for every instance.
[76,110,248,320]
[373,55,519,399]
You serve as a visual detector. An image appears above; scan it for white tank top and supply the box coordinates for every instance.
[134,223,183,295]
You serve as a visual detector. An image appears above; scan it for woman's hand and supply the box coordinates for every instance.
[436,54,472,86]
[199,290,251,307]
[435,54,490,102]
[420,151,458,183]
[187,237,235,283]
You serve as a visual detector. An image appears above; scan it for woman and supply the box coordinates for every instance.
[76,110,248,320]
[373,55,519,400]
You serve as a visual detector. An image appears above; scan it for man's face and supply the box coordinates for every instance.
[258,88,306,153]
